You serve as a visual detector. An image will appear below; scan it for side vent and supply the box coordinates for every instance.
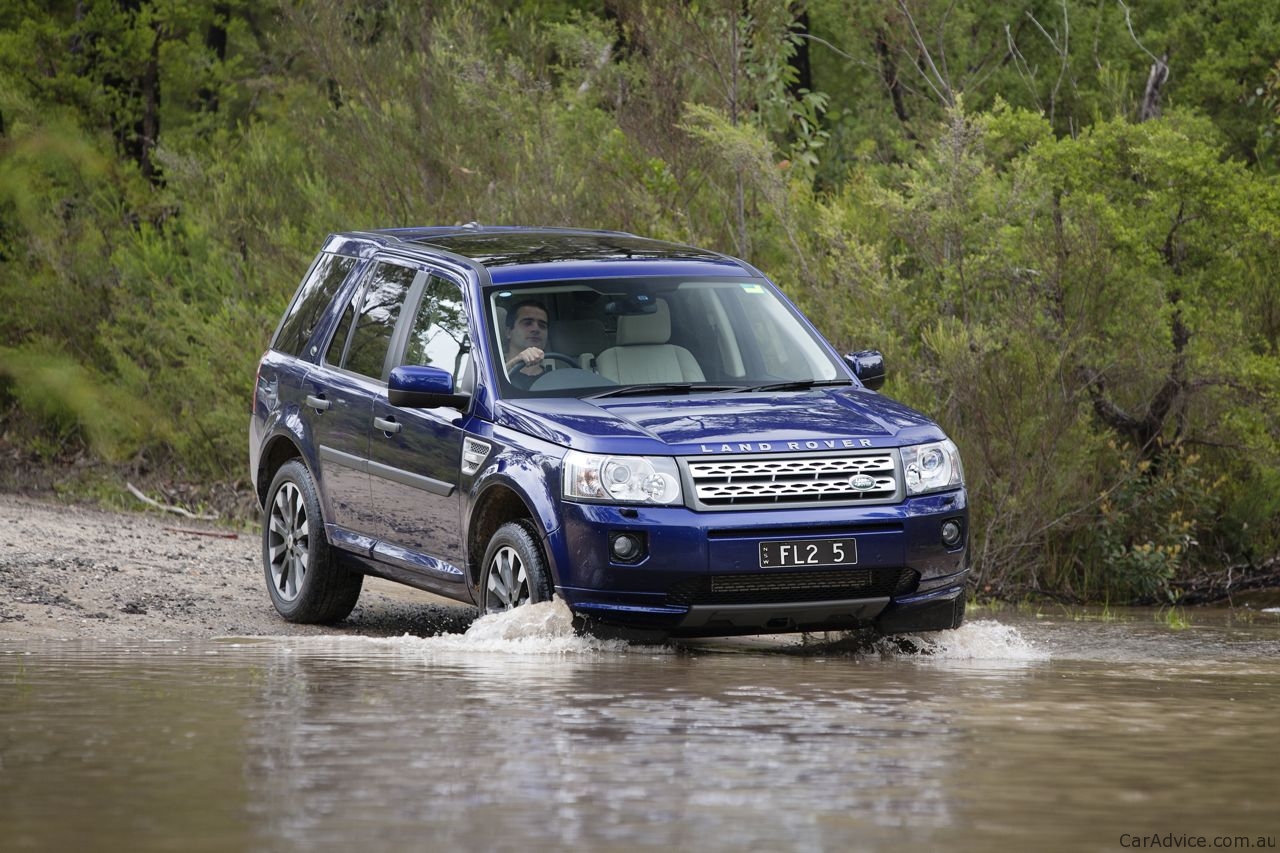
[462,438,491,476]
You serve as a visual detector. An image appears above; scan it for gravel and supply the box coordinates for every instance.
[0,493,478,640]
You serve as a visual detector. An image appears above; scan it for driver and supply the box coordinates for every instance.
[503,299,550,389]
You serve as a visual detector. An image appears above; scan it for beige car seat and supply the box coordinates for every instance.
[596,299,704,384]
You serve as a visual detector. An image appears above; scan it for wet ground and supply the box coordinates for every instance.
[3,603,1278,853]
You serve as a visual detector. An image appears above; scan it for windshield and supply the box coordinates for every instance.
[487,277,844,397]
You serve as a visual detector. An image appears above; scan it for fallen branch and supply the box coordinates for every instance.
[1176,558,1280,605]
[163,527,239,540]
[126,481,219,522]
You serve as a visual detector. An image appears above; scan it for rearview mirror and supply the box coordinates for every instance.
[604,293,659,316]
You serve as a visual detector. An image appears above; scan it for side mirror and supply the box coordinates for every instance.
[843,350,885,391]
[388,365,470,409]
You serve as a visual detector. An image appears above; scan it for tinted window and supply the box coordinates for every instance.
[325,298,357,366]
[274,253,357,356]
[400,276,469,386]
[344,262,419,380]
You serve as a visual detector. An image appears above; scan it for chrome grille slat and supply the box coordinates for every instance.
[686,452,900,508]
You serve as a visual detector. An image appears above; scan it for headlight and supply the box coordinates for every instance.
[563,450,683,505]
[902,439,964,495]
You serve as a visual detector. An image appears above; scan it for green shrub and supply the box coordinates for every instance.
[0,342,161,461]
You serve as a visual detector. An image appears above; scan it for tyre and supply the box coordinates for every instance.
[262,459,363,623]
[479,520,553,614]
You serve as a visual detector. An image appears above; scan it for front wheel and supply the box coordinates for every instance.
[479,520,553,614]
[262,459,363,624]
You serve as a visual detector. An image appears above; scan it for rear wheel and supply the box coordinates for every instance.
[263,460,363,623]
[479,520,552,614]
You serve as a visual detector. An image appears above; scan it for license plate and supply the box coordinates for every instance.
[759,538,858,569]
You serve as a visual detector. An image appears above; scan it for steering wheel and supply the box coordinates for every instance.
[506,351,580,379]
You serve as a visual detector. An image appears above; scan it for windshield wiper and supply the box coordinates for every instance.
[736,379,853,393]
[589,383,737,399]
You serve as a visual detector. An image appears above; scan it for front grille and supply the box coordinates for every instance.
[686,453,899,508]
[666,568,919,607]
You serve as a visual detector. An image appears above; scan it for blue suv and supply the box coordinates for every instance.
[250,226,968,638]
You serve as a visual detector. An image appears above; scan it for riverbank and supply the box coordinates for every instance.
[0,493,476,640]
[3,487,1278,642]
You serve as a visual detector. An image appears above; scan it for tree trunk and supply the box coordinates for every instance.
[137,22,161,184]
[874,28,918,143]
[1139,53,1169,122]
[198,3,230,114]
[1072,200,1191,463]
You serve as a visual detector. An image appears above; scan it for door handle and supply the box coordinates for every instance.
[305,394,331,412]
[373,416,402,434]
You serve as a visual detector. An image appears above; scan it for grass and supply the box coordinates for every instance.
[1156,605,1192,630]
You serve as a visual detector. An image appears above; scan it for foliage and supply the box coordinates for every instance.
[1094,443,1212,602]
[804,0,1280,175]
[0,0,1277,599]
[0,341,160,461]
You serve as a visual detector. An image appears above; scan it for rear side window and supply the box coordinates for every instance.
[344,261,419,379]
[273,253,357,356]
[324,298,357,366]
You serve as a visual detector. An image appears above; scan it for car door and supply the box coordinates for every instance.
[308,259,420,540]
[367,273,470,576]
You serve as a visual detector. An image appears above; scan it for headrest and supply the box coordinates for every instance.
[616,298,671,346]
[553,317,608,354]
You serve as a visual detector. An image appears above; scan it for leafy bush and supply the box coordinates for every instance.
[1093,443,1217,602]
[0,341,160,461]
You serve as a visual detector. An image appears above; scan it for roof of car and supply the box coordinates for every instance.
[337,225,760,284]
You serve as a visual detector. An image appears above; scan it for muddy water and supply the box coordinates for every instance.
[3,604,1279,853]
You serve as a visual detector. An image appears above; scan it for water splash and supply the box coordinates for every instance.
[877,619,1048,662]
[374,598,654,655]
[311,603,1043,662]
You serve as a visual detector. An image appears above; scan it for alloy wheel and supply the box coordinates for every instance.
[485,545,530,611]
[267,481,308,602]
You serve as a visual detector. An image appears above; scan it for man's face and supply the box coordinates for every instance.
[507,305,548,352]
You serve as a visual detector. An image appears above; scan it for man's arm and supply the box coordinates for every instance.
[505,347,544,370]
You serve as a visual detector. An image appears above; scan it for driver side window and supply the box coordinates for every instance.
[401,275,470,391]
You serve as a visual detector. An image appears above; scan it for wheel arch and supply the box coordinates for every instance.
[467,483,549,592]
[257,434,306,509]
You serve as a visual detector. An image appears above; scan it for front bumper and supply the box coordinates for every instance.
[549,493,969,637]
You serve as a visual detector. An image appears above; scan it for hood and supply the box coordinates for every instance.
[495,387,947,455]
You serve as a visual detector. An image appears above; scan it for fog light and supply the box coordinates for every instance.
[609,532,646,563]
[941,519,963,548]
